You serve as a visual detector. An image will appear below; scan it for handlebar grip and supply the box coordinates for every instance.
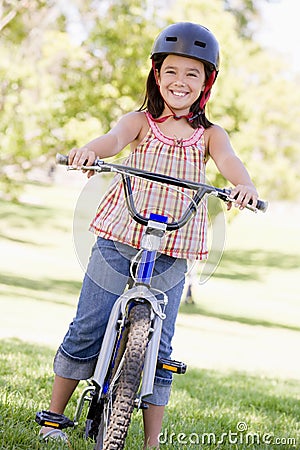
[240,196,268,213]
[218,189,268,213]
[231,190,268,213]
[256,199,268,213]
[56,153,69,165]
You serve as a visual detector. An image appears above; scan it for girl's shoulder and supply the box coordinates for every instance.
[203,123,233,160]
[127,111,149,148]
[204,123,228,138]
[122,110,148,131]
[120,110,147,128]
[203,123,229,147]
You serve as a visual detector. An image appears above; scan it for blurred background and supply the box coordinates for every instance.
[1,0,299,379]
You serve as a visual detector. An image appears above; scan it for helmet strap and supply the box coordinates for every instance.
[199,70,216,110]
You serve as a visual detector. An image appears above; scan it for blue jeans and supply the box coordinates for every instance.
[54,237,187,405]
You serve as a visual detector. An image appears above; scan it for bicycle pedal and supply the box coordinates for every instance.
[157,358,187,374]
[35,410,75,429]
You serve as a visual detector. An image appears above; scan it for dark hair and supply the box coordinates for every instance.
[138,54,214,129]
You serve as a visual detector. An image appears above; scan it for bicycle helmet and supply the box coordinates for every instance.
[151,22,219,72]
[150,22,220,115]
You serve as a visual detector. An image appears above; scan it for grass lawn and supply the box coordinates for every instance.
[0,338,299,449]
[0,173,299,449]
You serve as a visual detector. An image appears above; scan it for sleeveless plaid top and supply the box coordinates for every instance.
[90,112,208,260]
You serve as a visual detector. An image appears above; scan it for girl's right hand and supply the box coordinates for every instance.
[68,147,96,178]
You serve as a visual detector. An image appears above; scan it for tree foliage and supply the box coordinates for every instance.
[0,0,299,200]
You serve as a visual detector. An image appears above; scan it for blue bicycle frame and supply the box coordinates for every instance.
[136,213,168,285]
[89,212,170,407]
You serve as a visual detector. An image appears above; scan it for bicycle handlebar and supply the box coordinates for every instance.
[56,153,268,230]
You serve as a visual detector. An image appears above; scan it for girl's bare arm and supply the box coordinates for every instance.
[68,111,145,170]
[205,125,258,209]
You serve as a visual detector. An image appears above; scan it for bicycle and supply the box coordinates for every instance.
[36,153,267,449]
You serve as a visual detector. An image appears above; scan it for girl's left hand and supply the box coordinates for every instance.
[227,184,258,210]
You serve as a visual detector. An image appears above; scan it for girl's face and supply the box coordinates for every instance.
[157,54,206,116]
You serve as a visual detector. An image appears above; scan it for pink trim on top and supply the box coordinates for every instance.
[145,111,204,147]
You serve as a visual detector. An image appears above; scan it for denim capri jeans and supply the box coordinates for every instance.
[54,236,187,406]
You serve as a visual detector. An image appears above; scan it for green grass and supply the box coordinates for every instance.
[0,338,299,450]
[1,178,300,448]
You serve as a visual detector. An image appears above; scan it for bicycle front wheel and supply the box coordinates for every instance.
[95,302,151,450]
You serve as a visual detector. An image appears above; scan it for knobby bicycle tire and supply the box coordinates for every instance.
[86,310,131,445]
[94,302,151,450]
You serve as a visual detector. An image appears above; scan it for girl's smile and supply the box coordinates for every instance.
[157,54,206,116]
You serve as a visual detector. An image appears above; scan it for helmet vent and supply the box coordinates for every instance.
[194,40,206,48]
[166,36,177,42]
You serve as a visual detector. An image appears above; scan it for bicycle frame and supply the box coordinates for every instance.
[74,213,171,425]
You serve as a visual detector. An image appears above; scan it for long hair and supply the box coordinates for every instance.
[138,55,214,129]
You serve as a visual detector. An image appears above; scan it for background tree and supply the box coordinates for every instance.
[0,0,299,200]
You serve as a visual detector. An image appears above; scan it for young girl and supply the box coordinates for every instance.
[39,22,258,448]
